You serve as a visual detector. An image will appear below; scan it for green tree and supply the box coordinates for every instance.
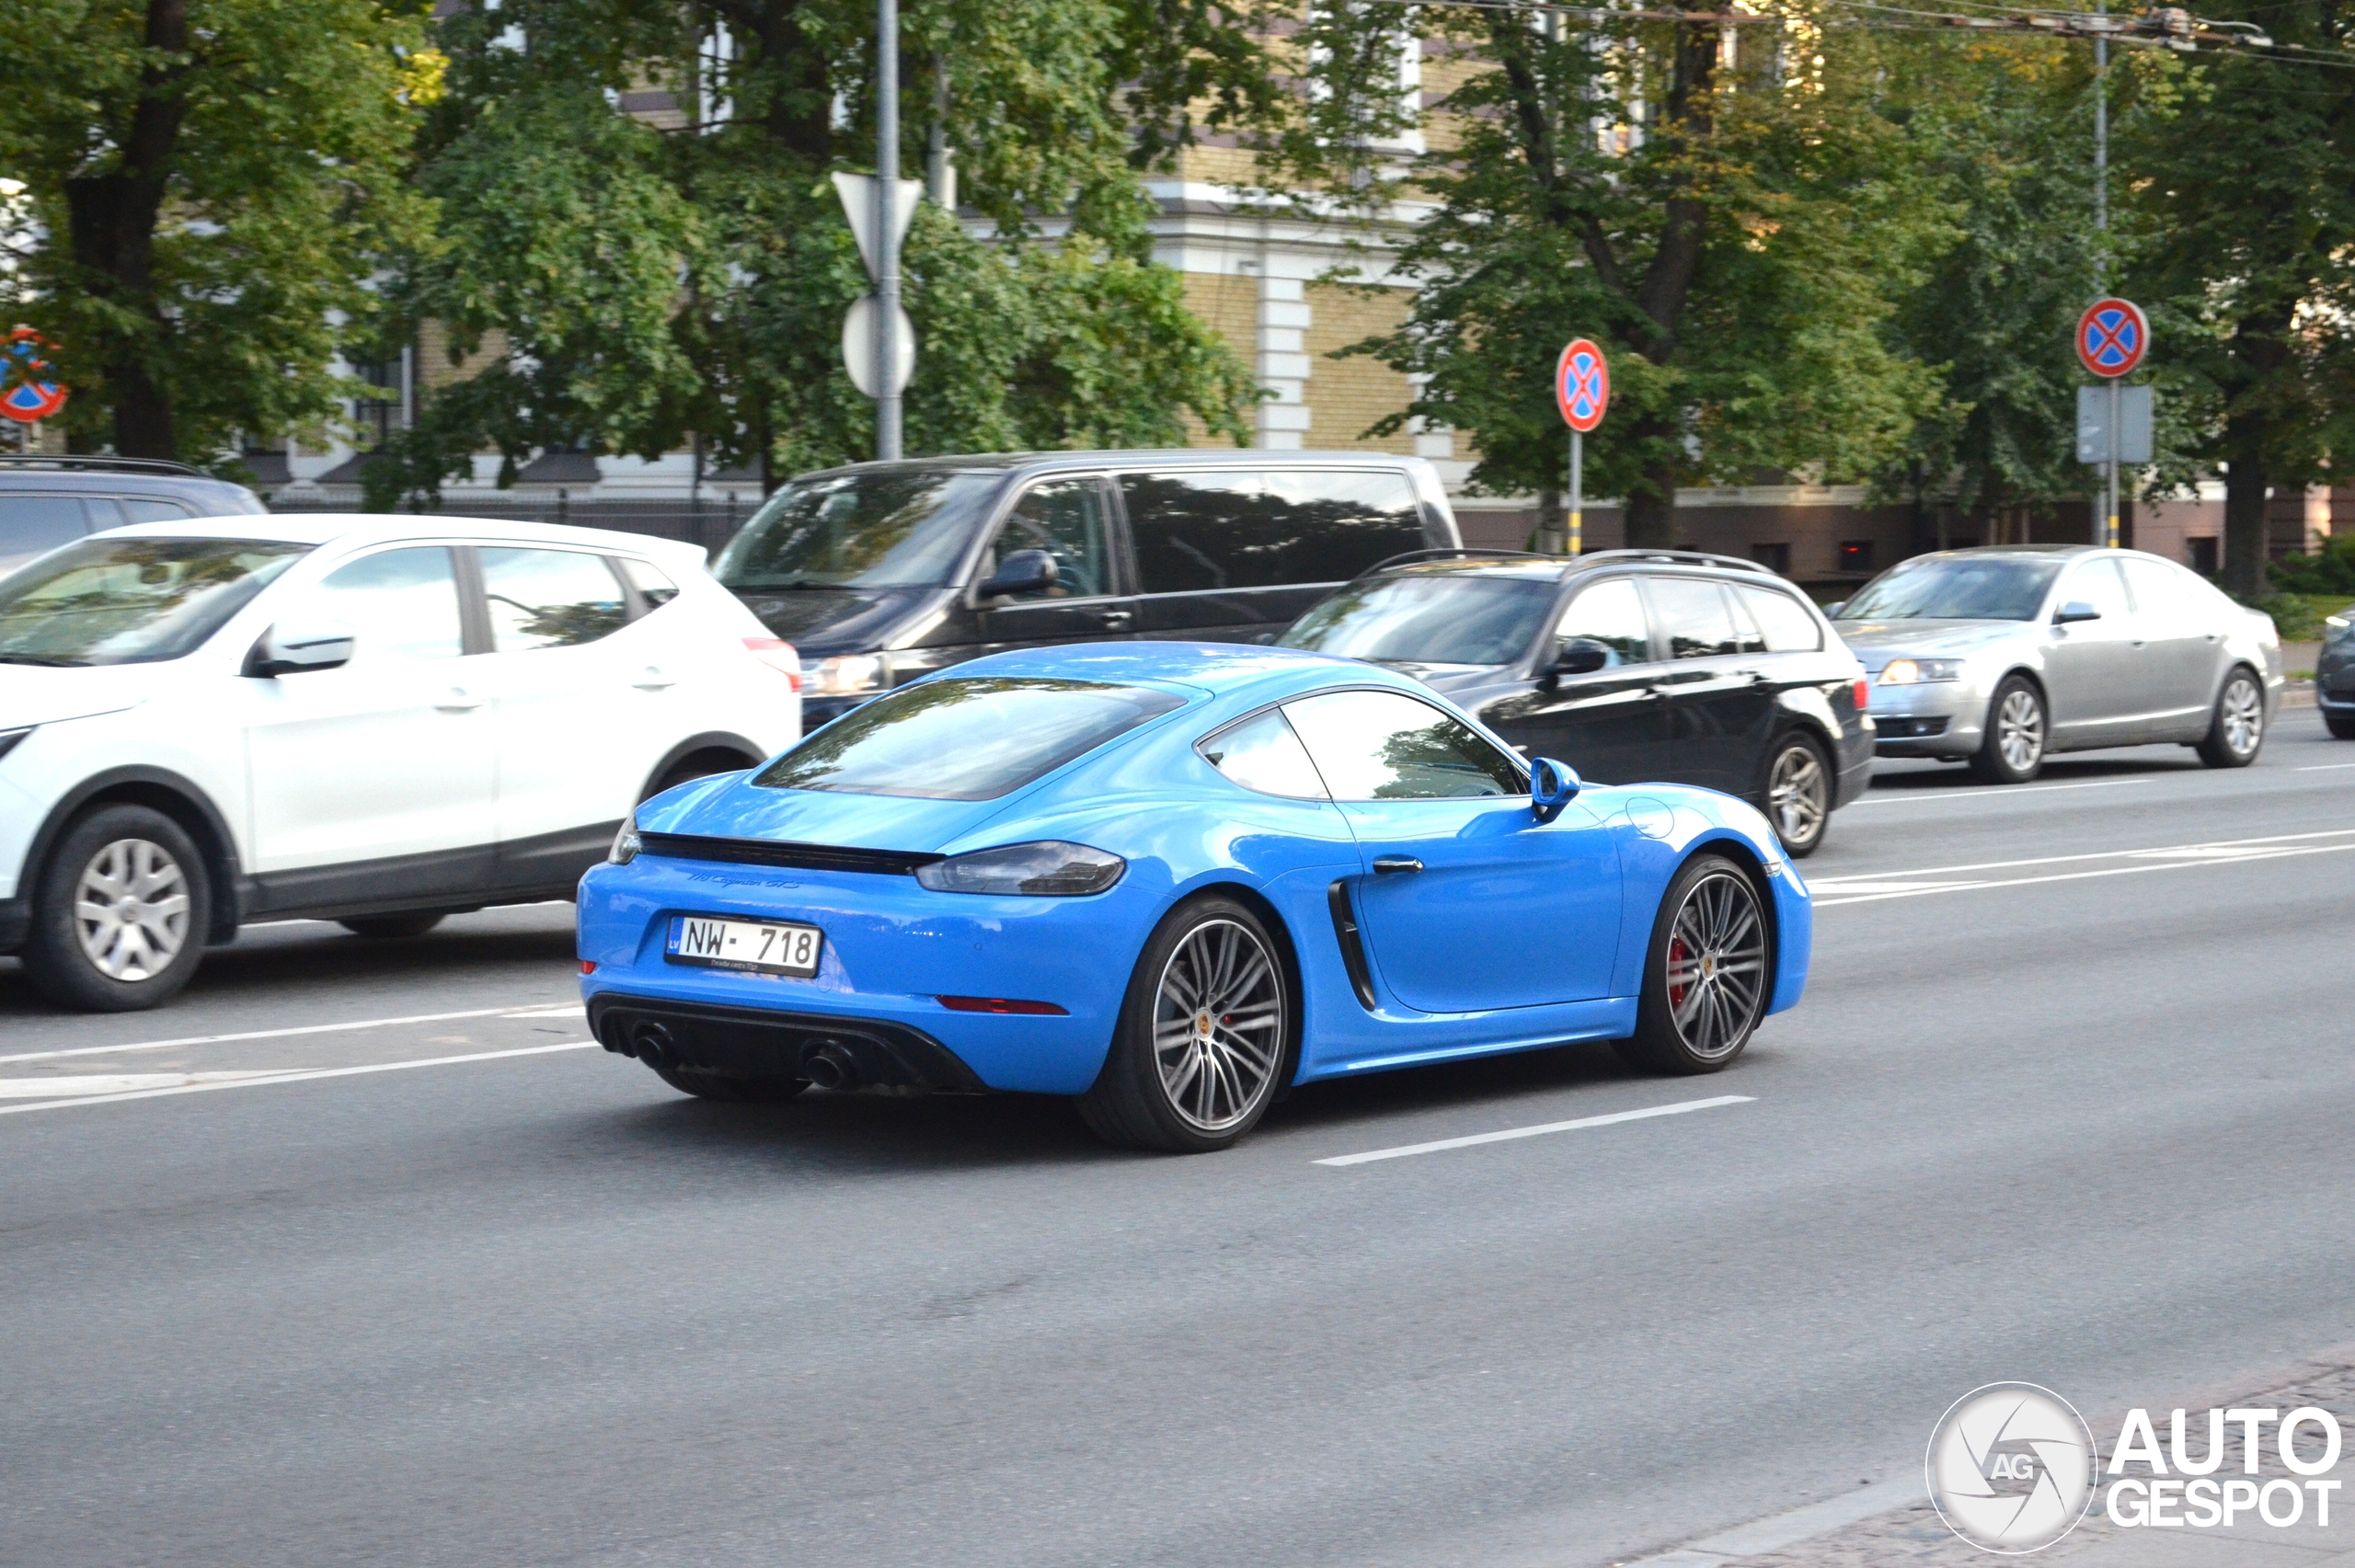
[369,0,1260,505]
[0,0,435,463]
[1284,2,1944,546]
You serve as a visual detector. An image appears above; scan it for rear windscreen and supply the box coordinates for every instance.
[758,678,1187,800]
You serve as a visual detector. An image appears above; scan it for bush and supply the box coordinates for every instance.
[2251,593,2327,641]
[2269,535,2355,595]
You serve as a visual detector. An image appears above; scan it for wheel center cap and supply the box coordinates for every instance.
[1195,1010,1213,1039]
[1700,953,1718,979]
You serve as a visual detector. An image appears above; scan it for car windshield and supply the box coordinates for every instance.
[758,677,1187,800]
[0,537,310,667]
[714,469,1005,589]
[1837,556,2063,622]
[1281,572,1557,665]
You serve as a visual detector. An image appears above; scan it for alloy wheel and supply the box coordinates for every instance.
[1153,918,1283,1133]
[1767,743,1827,847]
[2221,676,2263,757]
[1661,871,1767,1062]
[74,838,191,982]
[1996,687,2044,773]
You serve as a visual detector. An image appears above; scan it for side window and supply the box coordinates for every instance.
[615,556,679,608]
[1644,576,1744,659]
[1282,688,1523,800]
[1196,707,1329,799]
[2120,557,2190,621]
[1264,470,1428,583]
[1120,471,1265,593]
[119,498,193,523]
[988,477,1114,601]
[0,496,93,566]
[310,546,465,662]
[1732,583,1823,653]
[478,546,629,650]
[1551,578,1650,667]
[2063,557,2131,621]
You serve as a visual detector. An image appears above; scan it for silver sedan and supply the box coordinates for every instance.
[1829,545,2282,784]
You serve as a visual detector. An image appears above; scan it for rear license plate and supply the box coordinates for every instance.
[664,915,822,978]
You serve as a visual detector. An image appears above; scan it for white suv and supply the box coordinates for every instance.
[0,514,801,1011]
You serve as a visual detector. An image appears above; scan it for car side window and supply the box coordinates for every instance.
[1644,576,1744,659]
[310,546,465,662]
[1732,582,1824,652]
[1263,469,1429,582]
[2062,557,2131,621]
[478,546,630,650]
[987,477,1114,601]
[615,556,679,608]
[119,497,193,522]
[1196,707,1330,799]
[0,495,94,567]
[1281,688,1523,800]
[1551,578,1650,667]
[1120,470,1263,593]
[2120,557,2191,621]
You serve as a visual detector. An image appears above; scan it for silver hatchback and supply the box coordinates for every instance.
[1831,545,2282,783]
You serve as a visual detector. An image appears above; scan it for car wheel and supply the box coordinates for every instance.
[339,913,446,939]
[642,750,752,804]
[21,805,212,1013]
[1614,854,1769,1076]
[1761,733,1832,858]
[647,1060,810,1103]
[2326,708,2355,740]
[1077,895,1292,1153]
[2195,668,2266,767]
[1967,677,2046,784]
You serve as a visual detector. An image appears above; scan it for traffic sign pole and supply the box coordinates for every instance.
[1555,338,1608,558]
[1569,430,1583,557]
[2107,379,2120,548]
[2075,297,2147,549]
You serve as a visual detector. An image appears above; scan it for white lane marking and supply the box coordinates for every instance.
[2298,762,2355,772]
[0,1070,292,1099]
[0,1040,598,1116]
[1851,777,2149,806]
[0,1002,569,1066]
[1315,1095,1754,1167]
[1811,827,2355,908]
[502,1004,588,1019]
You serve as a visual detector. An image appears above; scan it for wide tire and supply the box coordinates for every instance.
[1614,854,1771,1076]
[647,1060,809,1103]
[1077,896,1292,1153]
[1760,731,1832,858]
[2326,708,2355,740]
[339,913,447,939]
[1968,676,2047,784]
[21,805,213,1013]
[2194,667,2267,768]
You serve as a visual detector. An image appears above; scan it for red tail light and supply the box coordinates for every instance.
[742,636,802,692]
[1851,677,1870,711]
[937,995,1070,1015]
[580,960,597,975]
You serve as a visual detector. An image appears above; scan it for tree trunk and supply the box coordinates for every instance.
[1533,486,1564,553]
[61,0,189,459]
[1622,415,1681,548]
[2221,448,2270,601]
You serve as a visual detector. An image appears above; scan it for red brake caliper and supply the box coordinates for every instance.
[1667,936,1689,1009]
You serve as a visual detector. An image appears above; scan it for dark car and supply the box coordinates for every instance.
[0,455,266,573]
[1279,549,1874,855]
[712,451,1460,726]
[2317,608,2355,739]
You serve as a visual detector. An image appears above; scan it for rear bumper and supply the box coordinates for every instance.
[588,993,989,1093]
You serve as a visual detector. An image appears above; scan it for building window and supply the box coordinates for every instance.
[2187,536,2219,577]
[1750,542,1790,575]
[1838,540,1875,575]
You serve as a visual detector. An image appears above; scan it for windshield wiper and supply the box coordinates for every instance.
[0,653,86,667]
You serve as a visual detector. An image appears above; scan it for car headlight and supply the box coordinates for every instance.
[2327,613,2350,634]
[1878,658,1962,685]
[914,841,1126,896]
[803,654,890,698]
[608,813,641,864]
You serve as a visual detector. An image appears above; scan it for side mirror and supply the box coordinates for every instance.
[1549,638,1612,677]
[2053,600,2101,624]
[1531,756,1581,823]
[1822,601,1847,618]
[245,622,355,678]
[979,549,1058,601]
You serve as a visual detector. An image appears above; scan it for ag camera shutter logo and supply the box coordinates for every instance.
[1926,1382,2098,1553]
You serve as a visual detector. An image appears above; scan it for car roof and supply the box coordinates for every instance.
[926,640,1415,705]
[0,455,262,509]
[787,449,1438,481]
[1358,547,1790,586]
[84,513,708,567]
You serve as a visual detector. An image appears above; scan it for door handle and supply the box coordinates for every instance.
[632,666,676,690]
[1372,855,1423,876]
[1094,609,1134,628]
[435,687,485,712]
[1736,668,1772,684]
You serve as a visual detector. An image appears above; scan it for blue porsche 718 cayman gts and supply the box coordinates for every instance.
[579,643,1811,1151]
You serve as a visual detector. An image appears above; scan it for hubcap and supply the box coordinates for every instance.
[1154,919,1283,1133]
[1996,688,2044,773]
[2222,677,2263,755]
[1662,872,1766,1061]
[1768,745,1827,845]
[74,837,190,981]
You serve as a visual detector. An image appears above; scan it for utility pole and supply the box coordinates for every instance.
[2094,0,2113,547]
[875,0,902,461]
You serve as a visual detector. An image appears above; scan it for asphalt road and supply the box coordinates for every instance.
[6,714,2354,1567]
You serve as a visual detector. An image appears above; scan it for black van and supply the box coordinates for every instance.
[716,451,1461,724]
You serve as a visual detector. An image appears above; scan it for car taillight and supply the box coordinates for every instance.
[1851,677,1869,710]
[743,637,801,692]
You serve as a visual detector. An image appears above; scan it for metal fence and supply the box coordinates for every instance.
[267,493,760,556]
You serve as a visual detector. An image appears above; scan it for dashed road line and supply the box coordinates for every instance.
[0,1040,599,1116]
[1810,826,2355,908]
[0,1002,574,1067]
[1850,778,2149,806]
[1315,1094,1754,1167]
